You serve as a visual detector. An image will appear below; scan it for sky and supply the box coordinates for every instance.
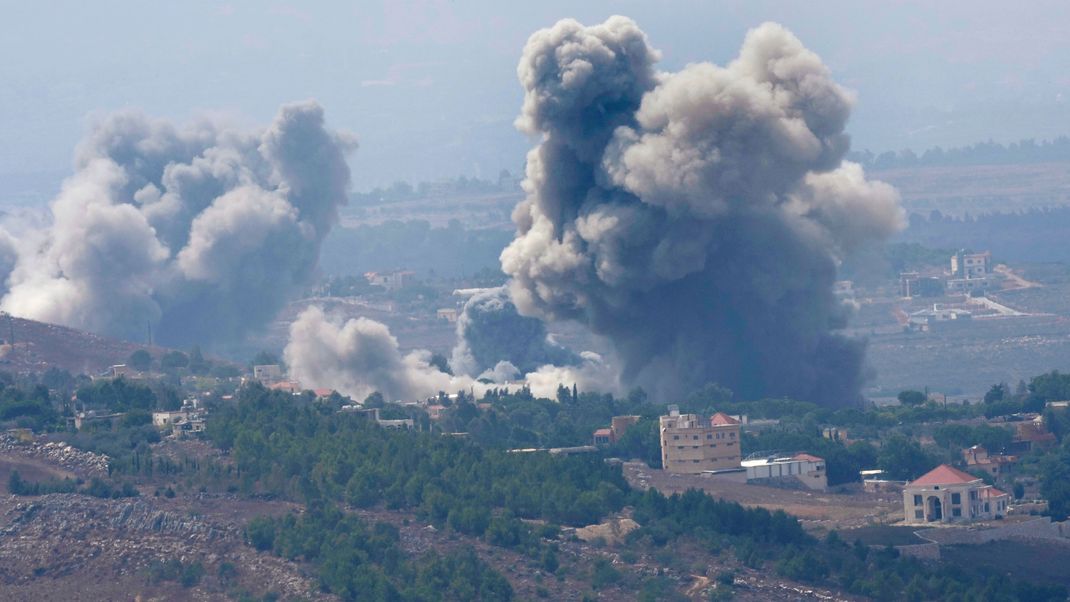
[3,0,1070,200]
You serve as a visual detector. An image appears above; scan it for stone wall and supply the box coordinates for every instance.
[915,517,1069,546]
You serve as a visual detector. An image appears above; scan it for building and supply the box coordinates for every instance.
[947,250,993,294]
[339,406,415,431]
[253,364,283,383]
[153,410,189,429]
[365,270,416,291]
[903,464,1011,525]
[908,304,972,331]
[659,407,741,474]
[822,427,850,444]
[899,271,944,298]
[962,445,1017,477]
[71,411,125,431]
[593,415,641,446]
[951,250,992,279]
[743,453,827,490]
[436,308,459,323]
[1015,417,1057,450]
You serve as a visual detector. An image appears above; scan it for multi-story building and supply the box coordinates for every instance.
[659,407,741,474]
[902,464,1010,525]
[951,250,991,279]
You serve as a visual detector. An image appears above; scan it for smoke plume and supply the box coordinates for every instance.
[286,305,618,402]
[284,306,468,402]
[450,286,578,377]
[500,17,903,405]
[0,101,353,346]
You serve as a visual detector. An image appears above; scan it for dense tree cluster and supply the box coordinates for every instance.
[246,505,513,601]
[208,385,630,530]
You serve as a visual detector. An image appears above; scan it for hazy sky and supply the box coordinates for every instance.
[3,0,1070,199]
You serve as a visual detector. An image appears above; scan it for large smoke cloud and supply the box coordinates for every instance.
[449,286,578,377]
[500,17,903,405]
[0,101,353,346]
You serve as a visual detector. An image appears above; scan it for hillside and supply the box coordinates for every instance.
[0,314,157,376]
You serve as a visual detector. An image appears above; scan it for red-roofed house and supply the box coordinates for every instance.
[903,464,1011,525]
[593,428,613,446]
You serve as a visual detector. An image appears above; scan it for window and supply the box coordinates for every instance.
[914,495,922,506]
[730,432,736,438]
[984,503,990,513]
[710,444,716,448]
[951,493,961,504]
[693,435,699,440]
[969,490,977,500]
[952,508,961,517]
[693,460,699,463]
[673,435,679,440]
[915,510,923,519]
[706,434,712,440]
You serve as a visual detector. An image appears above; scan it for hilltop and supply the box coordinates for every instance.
[0,314,157,376]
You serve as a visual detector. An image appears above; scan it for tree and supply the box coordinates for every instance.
[363,392,385,408]
[188,346,210,375]
[984,383,1010,404]
[127,350,152,372]
[877,436,936,481]
[252,350,280,367]
[897,390,927,406]
[160,351,189,370]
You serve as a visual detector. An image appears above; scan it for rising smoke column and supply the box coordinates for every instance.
[0,101,354,346]
[500,17,903,405]
[450,285,578,377]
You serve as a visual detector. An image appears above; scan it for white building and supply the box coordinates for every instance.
[742,453,827,491]
[902,464,1010,525]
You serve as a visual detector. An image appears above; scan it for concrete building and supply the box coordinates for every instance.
[593,415,641,446]
[947,250,993,294]
[365,270,416,291]
[903,464,1010,525]
[743,453,827,490]
[908,304,972,331]
[962,445,1017,477]
[659,407,741,474]
[253,364,283,383]
[71,411,125,431]
[951,250,992,279]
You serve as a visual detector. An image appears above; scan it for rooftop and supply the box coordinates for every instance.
[711,412,740,426]
[908,464,981,487]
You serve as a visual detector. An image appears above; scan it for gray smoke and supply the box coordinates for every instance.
[284,306,465,402]
[285,305,618,402]
[450,285,578,377]
[501,18,903,405]
[0,101,354,346]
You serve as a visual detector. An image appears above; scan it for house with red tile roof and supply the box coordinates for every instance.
[903,464,1011,525]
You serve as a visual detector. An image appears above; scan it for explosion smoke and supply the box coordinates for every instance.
[286,305,618,402]
[450,286,578,377]
[0,101,353,346]
[500,17,903,405]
